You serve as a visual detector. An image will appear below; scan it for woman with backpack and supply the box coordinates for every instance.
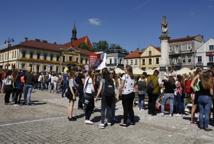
[119,65,135,127]
[95,68,115,129]
[14,71,25,104]
[66,70,77,121]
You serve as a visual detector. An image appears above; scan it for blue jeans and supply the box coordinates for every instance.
[101,97,112,124]
[198,95,212,129]
[138,92,145,109]
[23,84,33,104]
[161,93,174,114]
[175,94,184,114]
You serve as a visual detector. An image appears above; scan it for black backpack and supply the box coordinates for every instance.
[102,79,115,106]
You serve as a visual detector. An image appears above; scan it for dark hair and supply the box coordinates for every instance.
[126,65,134,79]
[200,71,212,90]
[6,70,12,77]
[102,68,113,84]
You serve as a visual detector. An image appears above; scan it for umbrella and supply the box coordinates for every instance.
[145,69,154,75]
[133,67,144,75]
[176,67,192,75]
[114,68,125,74]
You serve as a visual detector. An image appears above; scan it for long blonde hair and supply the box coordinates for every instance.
[200,71,212,90]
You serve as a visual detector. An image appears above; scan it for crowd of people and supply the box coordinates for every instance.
[1,65,214,131]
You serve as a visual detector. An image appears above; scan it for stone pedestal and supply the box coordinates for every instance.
[159,35,170,72]
[159,35,170,80]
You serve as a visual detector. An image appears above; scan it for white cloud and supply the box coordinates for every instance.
[88,18,101,26]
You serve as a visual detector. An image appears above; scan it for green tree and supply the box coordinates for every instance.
[78,43,90,50]
[93,40,109,52]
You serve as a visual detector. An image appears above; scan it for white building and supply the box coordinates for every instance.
[196,38,214,68]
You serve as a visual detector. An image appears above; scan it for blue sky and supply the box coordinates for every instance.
[0,0,214,51]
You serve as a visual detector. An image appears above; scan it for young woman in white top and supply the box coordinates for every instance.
[67,71,77,121]
[119,65,135,127]
[83,70,95,125]
[3,70,14,105]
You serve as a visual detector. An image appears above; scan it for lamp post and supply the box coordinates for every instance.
[59,48,64,73]
[4,37,14,69]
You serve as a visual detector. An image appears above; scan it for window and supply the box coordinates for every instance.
[69,56,72,61]
[81,58,83,64]
[131,60,133,65]
[135,59,137,65]
[43,65,47,71]
[110,58,112,64]
[76,58,79,62]
[30,52,33,59]
[37,53,40,59]
[56,56,60,61]
[22,63,25,69]
[56,66,58,72]
[44,54,47,60]
[115,59,117,65]
[50,66,53,72]
[126,60,128,65]
[149,59,152,65]
[188,56,191,63]
[209,56,213,62]
[36,65,40,72]
[142,59,145,65]
[149,51,152,56]
[63,56,65,62]
[119,59,122,64]
[50,55,53,61]
[156,58,159,64]
[22,51,26,58]
[209,45,214,51]
[198,56,202,63]
[183,59,186,63]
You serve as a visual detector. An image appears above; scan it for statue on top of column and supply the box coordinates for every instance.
[161,16,168,35]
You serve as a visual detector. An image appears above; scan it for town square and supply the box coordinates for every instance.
[0,0,214,144]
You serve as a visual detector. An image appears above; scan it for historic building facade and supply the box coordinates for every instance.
[169,35,204,69]
[0,25,91,72]
[141,45,161,70]
[106,47,128,68]
[124,49,142,68]
[195,38,214,68]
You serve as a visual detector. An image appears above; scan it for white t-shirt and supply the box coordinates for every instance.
[84,77,94,94]
[69,78,74,89]
[121,74,135,95]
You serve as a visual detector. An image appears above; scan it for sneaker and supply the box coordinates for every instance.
[85,120,94,125]
[120,123,128,127]
[99,123,105,129]
[161,113,164,117]
[107,122,112,126]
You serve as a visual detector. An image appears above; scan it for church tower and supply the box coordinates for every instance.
[71,24,77,42]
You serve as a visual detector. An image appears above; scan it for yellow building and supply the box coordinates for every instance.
[141,45,161,70]
[124,48,142,68]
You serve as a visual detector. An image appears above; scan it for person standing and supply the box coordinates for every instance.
[14,71,25,104]
[3,70,13,105]
[96,68,115,128]
[75,71,84,109]
[190,68,202,123]
[147,70,161,116]
[23,67,34,105]
[83,70,95,125]
[119,65,135,127]
[161,76,176,116]
[137,72,147,111]
[66,71,77,121]
[197,71,213,130]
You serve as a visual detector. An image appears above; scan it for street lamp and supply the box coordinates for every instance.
[59,48,64,73]
[4,37,14,69]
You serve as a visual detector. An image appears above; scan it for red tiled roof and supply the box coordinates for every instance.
[18,39,64,52]
[169,35,202,43]
[154,47,161,52]
[125,49,142,59]
[64,36,93,49]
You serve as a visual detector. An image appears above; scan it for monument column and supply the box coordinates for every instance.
[159,16,170,71]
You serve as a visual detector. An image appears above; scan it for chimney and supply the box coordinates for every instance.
[35,39,40,42]
[25,37,28,41]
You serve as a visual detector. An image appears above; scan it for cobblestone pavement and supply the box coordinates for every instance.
[0,90,214,144]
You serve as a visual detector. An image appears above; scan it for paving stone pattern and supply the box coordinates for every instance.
[0,90,214,144]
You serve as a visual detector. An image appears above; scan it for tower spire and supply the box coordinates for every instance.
[71,24,77,42]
